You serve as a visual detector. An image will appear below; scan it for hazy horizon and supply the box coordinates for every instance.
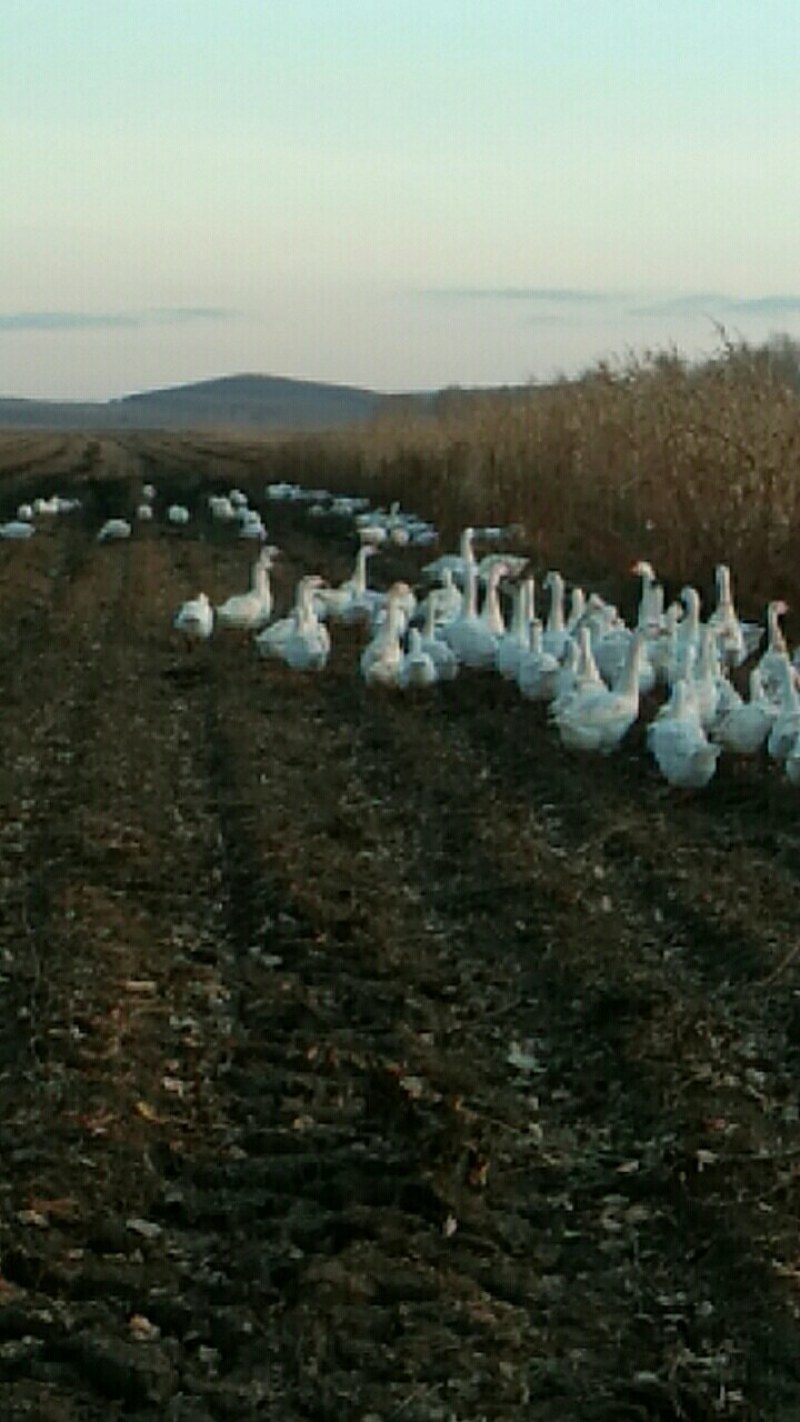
[4,1,800,399]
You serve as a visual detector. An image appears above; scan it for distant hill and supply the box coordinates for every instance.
[0,373,417,432]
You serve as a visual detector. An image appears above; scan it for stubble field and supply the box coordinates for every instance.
[2,433,800,1420]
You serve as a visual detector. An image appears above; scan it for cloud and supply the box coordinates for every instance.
[0,307,236,332]
[628,293,800,320]
[429,286,620,305]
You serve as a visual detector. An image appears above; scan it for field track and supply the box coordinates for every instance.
[2,434,800,1418]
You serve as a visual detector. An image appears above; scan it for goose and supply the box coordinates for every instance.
[0,519,35,539]
[551,625,605,715]
[714,668,777,756]
[360,583,413,678]
[647,678,720,789]
[136,503,154,522]
[256,576,324,659]
[541,572,570,660]
[669,586,703,684]
[517,619,561,702]
[216,552,275,631]
[173,592,213,648]
[209,494,237,522]
[758,600,789,698]
[97,518,131,542]
[441,559,498,668]
[767,656,800,762]
[648,601,682,686]
[142,483,156,502]
[417,594,459,681]
[399,628,437,688]
[167,504,190,525]
[632,560,665,635]
[419,567,462,628]
[422,526,477,587]
[553,630,646,754]
[566,586,586,634]
[280,588,331,672]
[315,546,380,623]
[689,625,724,731]
[479,561,509,638]
[16,503,33,521]
[496,579,533,680]
[708,563,762,667]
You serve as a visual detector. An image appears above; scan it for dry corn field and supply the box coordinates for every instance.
[4,396,800,1420]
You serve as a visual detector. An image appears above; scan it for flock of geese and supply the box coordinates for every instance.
[5,476,797,792]
[167,480,800,792]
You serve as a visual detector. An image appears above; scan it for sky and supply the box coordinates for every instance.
[2,0,800,399]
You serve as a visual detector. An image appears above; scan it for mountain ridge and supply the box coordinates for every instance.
[0,372,443,431]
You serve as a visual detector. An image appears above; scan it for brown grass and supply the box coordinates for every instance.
[243,334,800,616]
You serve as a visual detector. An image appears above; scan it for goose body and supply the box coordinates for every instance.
[767,657,800,761]
[517,620,561,702]
[714,668,776,755]
[173,592,213,645]
[97,518,131,542]
[553,631,645,753]
[647,679,720,789]
[167,504,190,525]
[216,555,274,630]
[441,561,498,668]
[399,628,437,688]
[0,520,35,540]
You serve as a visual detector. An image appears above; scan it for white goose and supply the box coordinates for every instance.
[256,576,323,659]
[280,585,331,671]
[418,595,459,681]
[714,668,777,756]
[767,656,800,762]
[360,583,413,679]
[479,561,509,638]
[441,560,498,669]
[517,620,561,702]
[553,630,646,754]
[758,600,789,698]
[541,571,570,660]
[314,546,378,622]
[647,678,720,789]
[399,628,437,689]
[496,579,533,680]
[216,551,275,631]
[173,592,214,648]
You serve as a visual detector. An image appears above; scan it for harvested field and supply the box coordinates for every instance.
[2,433,800,1419]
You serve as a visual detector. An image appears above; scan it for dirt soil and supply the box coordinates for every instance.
[2,434,800,1420]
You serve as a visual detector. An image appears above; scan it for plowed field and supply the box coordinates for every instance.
[2,434,800,1420]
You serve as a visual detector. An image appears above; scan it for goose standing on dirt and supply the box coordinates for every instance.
[360,583,414,679]
[496,578,533,680]
[167,504,190,526]
[713,668,776,756]
[518,620,561,702]
[0,520,35,540]
[647,678,720,789]
[767,656,800,762]
[280,583,331,671]
[173,592,214,649]
[552,630,646,754]
[97,518,132,542]
[541,571,570,660]
[216,550,276,631]
[255,575,323,659]
[441,560,499,669]
[418,594,459,681]
[399,628,437,688]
